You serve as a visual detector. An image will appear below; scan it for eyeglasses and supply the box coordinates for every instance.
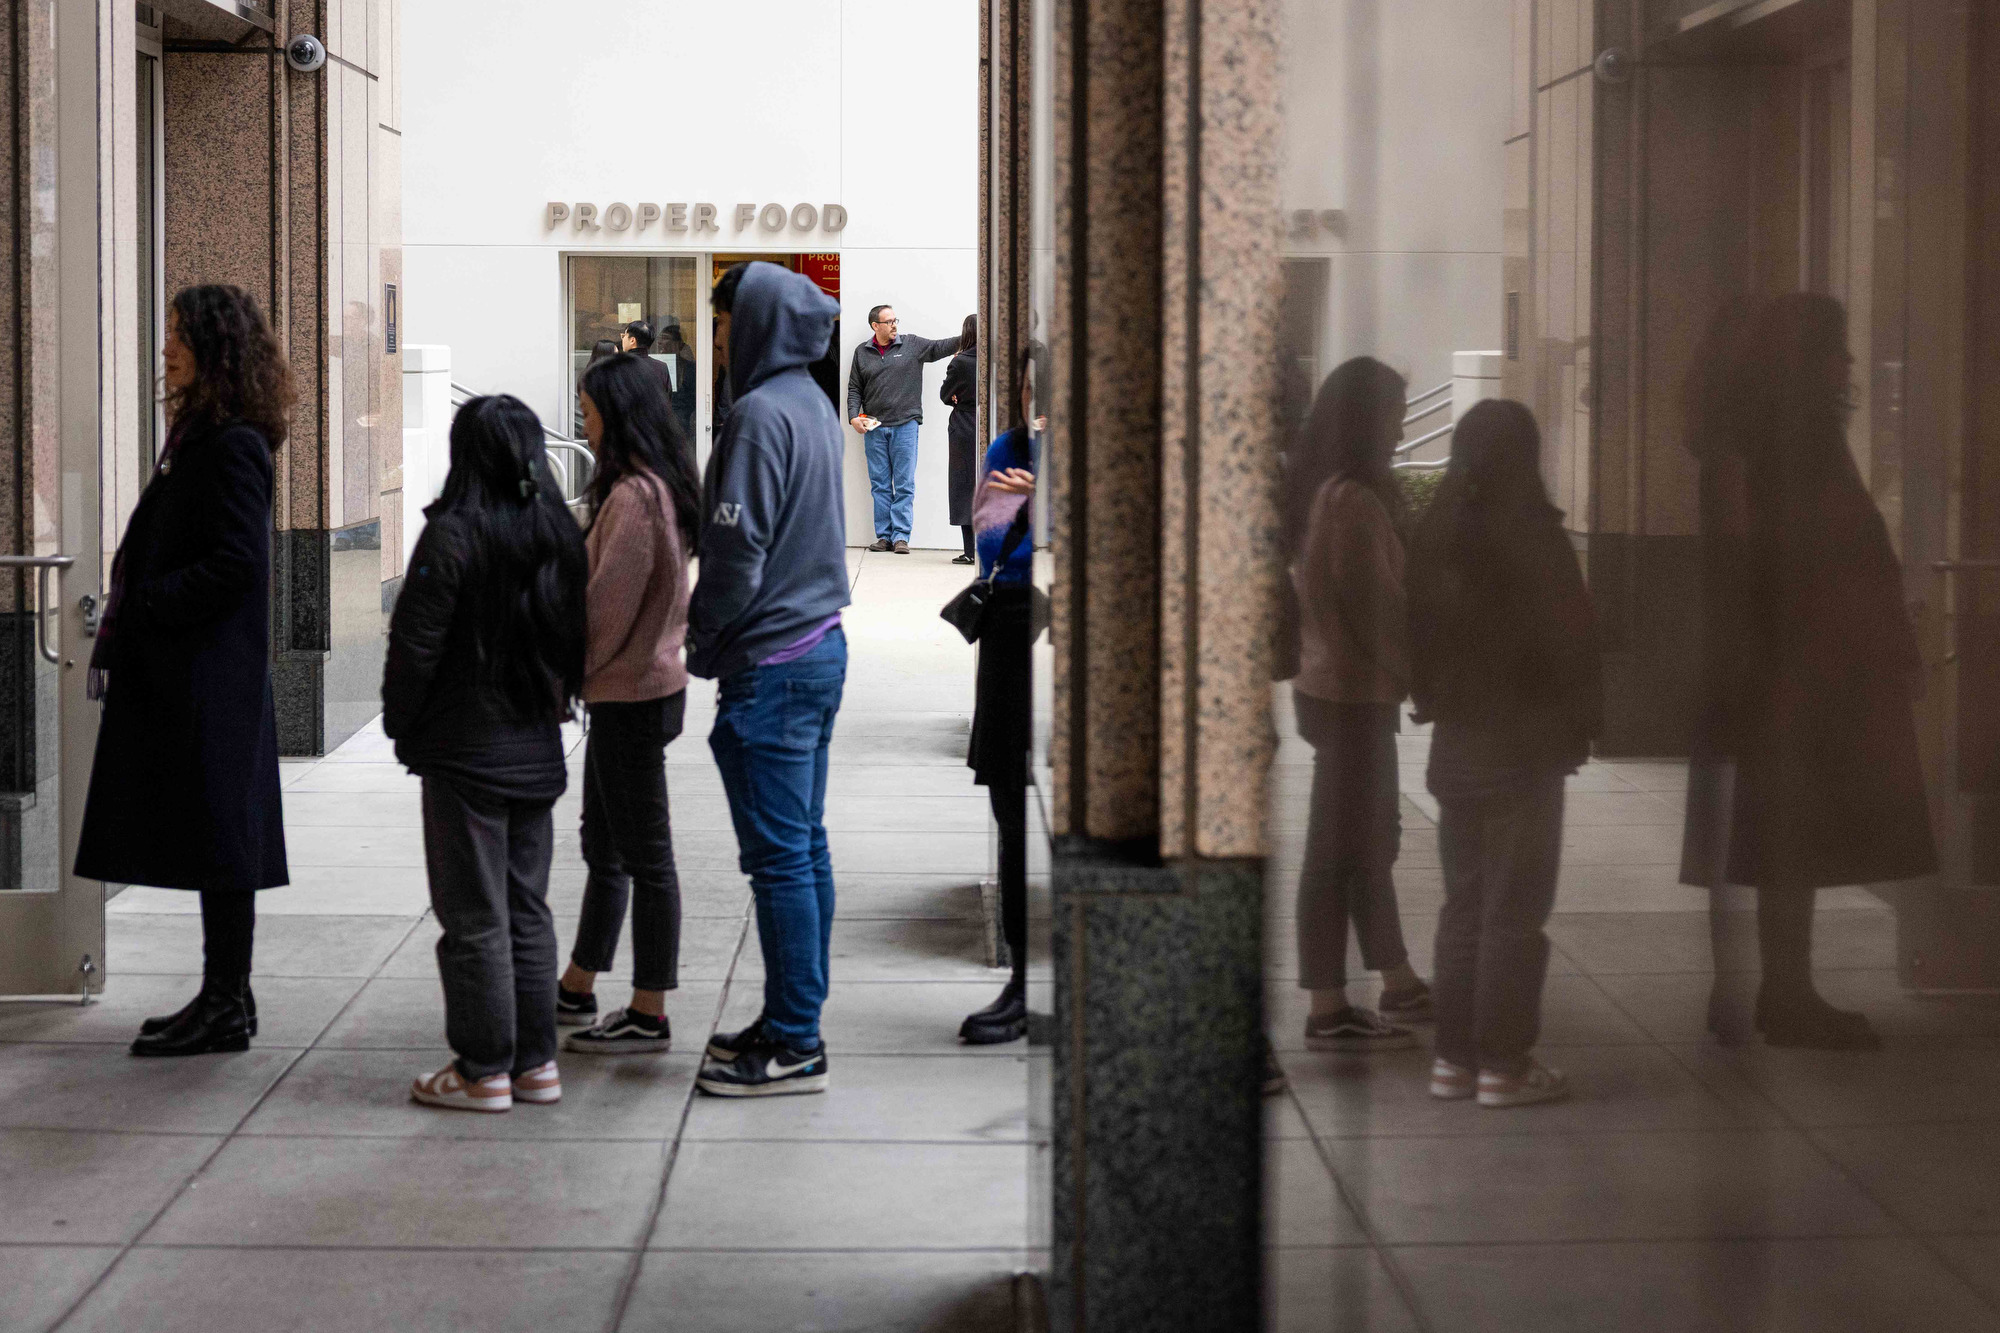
[875,318,899,327]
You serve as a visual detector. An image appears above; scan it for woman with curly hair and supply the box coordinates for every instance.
[75,284,296,1058]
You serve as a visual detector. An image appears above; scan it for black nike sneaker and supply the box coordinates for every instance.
[704,1014,768,1063]
[696,1032,829,1098]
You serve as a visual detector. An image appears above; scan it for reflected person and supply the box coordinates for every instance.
[1408,399,1601,1108]
[941,314,980,565]
[1679,293,1936,1051]
[1285,357,1431,1052]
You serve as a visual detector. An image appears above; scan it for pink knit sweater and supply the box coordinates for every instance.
[583,472,690,703]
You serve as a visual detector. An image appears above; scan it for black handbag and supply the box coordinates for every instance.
[942,505,1047,644]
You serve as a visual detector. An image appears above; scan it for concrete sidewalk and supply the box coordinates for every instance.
[1,548,1029,1333]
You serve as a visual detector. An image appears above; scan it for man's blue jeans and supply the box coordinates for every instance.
[708,628,847,1047]
[864,420,920,542]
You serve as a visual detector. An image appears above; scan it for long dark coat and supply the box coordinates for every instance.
[941,349,979,526]
[1681,436,1937,890]
[74,421,288,893]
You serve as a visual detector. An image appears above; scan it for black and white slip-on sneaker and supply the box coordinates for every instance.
[556,985,599,1028]
[1303,1006,1418,1052]
[696,1036,829,1098]
[563,1008,671,1054]
[704,1015,768,1063]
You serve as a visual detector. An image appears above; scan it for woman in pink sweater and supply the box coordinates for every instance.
[1283,357,1431,1052]
[556,354,701,1054]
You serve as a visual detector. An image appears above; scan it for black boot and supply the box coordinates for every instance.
[141,982,257,1038]
[959,976,1027,1045]
[132,975,253,1057]
[1754,984,1881,1051]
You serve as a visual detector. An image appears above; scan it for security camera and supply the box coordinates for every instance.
[286,34,327,74]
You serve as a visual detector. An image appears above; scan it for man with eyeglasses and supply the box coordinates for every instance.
[845,304,961,553]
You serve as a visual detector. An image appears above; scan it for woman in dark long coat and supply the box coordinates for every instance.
[75,284,292,1058]
[942,314,979,564]
[1680,292,1936,1051]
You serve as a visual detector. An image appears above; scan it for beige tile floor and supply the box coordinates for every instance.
[1265,691,2000,1331]
[0,549,1029,1333]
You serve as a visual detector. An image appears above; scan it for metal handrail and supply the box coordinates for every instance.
[1406,381,1450,407]
[0,555,77,664]
[1403,397,1450,428]
[1395,421,1454,456]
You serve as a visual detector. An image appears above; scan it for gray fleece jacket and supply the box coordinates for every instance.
[687,263,851,680]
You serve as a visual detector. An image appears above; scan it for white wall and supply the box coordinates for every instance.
[1280,0,1512,415]
[400,0,979,548]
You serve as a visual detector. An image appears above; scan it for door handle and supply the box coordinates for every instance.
[0,555,79,664]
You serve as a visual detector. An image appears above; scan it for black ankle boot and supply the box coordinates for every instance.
[141,982,257,1039]
[1754,984,1880,1051]
[959,977,1027,1045]
[132,975,253,1057]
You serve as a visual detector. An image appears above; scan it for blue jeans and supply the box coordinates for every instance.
[864,420,921,542]
[708,628,847,1046]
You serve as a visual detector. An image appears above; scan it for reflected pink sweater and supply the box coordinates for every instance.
[583,472,690,703]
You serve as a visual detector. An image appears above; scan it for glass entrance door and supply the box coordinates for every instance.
[565,255,702,449]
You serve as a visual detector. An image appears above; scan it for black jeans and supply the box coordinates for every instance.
[199,890,255,979]
[1428,724,1566,1077]
[421,776,559,1080]
[571,692,686,992]
[1294,696,1409,992]
[989,777,1028,983]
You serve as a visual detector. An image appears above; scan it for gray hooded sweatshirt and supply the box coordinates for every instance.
[687,262,851,680]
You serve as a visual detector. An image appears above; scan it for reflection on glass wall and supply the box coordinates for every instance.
[1263,2,2000,1328]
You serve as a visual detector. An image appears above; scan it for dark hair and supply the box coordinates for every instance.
[869,303,893,327]
[712,262,749,315]
[960,313,977,351]
[589,339,620,366]
[624,320,655,352]
[662,323,683,344]
[1419,398,1558,555]
[434,395,588,719]
[1283,356,1407,554]
[579,354,702,553]
[166,284,297,448]
[1741,292,1853,475]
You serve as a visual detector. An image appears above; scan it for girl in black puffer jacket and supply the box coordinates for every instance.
[384,394,588,1113]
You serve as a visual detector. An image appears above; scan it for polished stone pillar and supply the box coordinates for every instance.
[1035,0,1281,1326]
[159,0,401,755]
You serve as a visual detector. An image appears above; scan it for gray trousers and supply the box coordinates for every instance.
[421,776,559,1081]
[1429,736,1565,1078]
[1295,696,1410,992]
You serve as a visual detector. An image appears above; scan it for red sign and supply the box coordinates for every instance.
[799,252,840,298]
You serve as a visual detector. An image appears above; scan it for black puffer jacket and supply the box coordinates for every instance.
[382,511,575,803]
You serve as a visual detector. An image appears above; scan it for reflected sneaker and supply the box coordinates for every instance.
[1303,1006,1417,1052]
[705,1015,768,1063]
[411,1063,512,1113]
[697,1034,829,1098]
[1378,979,1433,1022]
[1429,1057,1475,1100]
[556,985,598,1028]
[512,1060,562,1104]
[1477,1061,1569,1108]
[564,1008,671,1054]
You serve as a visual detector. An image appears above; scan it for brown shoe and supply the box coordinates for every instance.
[868,538,892,553]
[893,540,910,554]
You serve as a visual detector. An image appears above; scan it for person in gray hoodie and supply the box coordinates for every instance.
[690,261,851,1098]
